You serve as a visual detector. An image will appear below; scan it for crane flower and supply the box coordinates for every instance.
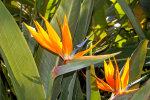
[92,57,138,98]
[24,15,104,62]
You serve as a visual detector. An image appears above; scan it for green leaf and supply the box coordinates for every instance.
[0,1,45,100]
[54,52,120,77]
[73,0,94,46]
[67,72,77,100]
[34,47,57,93]
[116,0,146,40]
[130,79,150,100]
[92,0,107,27]
[51,76,63,100]
[112,91,135,100]
[88,0,107,41]
[50,0,81,37]
[44,0,59,19]
[58,72,76,100]
[129,40,149,88]
[72,76,85,100]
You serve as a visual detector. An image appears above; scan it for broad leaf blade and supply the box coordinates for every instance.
[72,76,84,100]
[51,76,63,100]
[58,72,76,100]
[130,79,150,100]
[129,40,148,88]
[112,91,135,100]
[92,0,107,27]
[0,1,45,100]
[73,0,94,46]
[54,52,120,77]
[67,72,77,100]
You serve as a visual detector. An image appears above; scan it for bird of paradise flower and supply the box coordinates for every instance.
[91,57,145,99]
[24,14,121,78]
[24,15,105,63]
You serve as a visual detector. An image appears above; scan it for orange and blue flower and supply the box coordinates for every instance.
[92,57,138,97]
[24,15,104,62]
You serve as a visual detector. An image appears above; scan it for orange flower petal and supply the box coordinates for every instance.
[24,23,57,53]
[113,57,121,91]
[61,15,73,57]
[104,59,115,89]
[74,36,105,58]
[91,74,114,92]
[104,58,121,92]
[40,15,62,48]
[121,58,129,90]
[33,20,63,55]
[33,21,50,42]
[118,88,138,96]
[72,52,120,61]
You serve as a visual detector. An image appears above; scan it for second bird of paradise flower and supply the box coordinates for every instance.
[92,57,138,98]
